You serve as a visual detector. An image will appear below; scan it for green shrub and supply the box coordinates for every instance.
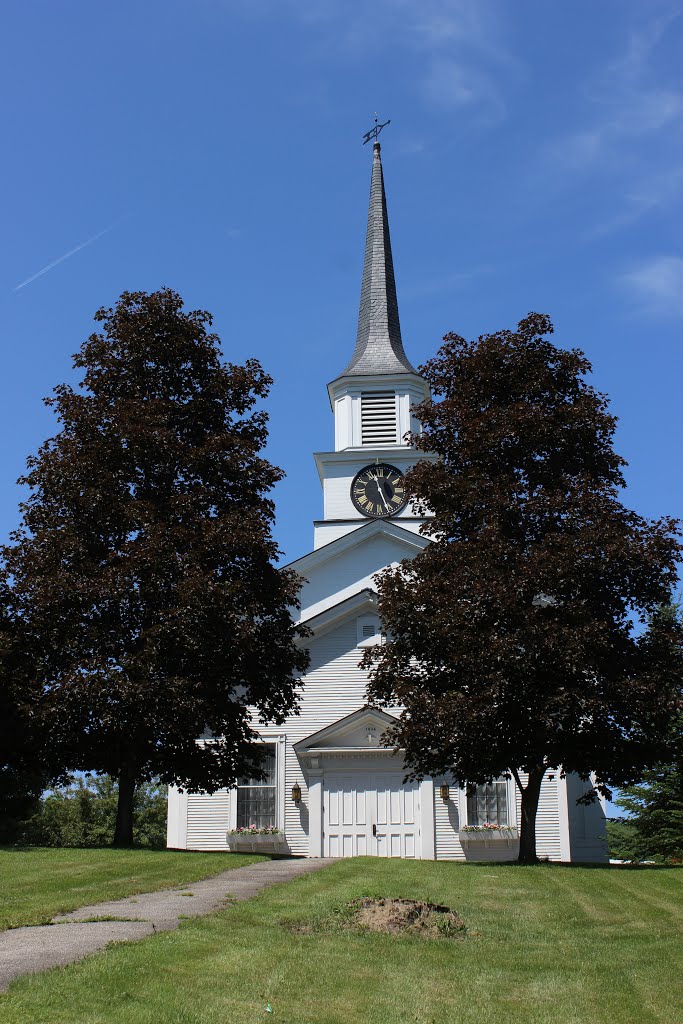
[20,775,168,848]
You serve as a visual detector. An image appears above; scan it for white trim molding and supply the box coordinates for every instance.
[420,778,436,860]
[166,785,188,849]
[228,733,286,832]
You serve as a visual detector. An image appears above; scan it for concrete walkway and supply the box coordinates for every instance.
[0,857,333,992]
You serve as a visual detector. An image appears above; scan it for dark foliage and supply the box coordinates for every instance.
[0,594,62,843]
[364,314,683,862]
[1,289,308,845]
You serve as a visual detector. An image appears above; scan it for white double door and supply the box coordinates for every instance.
[323,770,420,858]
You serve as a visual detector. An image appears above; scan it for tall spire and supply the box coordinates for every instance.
[340,141,417,377]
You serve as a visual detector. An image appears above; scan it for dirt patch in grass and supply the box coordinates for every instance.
[350,898,467,939]
[289,897,468,940]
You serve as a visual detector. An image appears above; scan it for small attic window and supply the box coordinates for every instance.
[361,392,398,445]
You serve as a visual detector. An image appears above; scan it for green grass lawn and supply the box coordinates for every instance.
[2,858,681,1024]
[0,847,269,930]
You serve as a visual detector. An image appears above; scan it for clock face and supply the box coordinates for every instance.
[351,464,408,518]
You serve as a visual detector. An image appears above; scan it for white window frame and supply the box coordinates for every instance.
[228,734,286,832]
[458,775,515,828]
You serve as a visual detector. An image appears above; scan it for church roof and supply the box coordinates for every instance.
[337,141,418,378]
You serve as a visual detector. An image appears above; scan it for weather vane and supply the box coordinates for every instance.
[362,113,391,145]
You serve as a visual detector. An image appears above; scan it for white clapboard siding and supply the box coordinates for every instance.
[253,619,373,746]
[434,778,465,860]
[284,754,309,856]
[186,790,230,850]
[514,774,562,861]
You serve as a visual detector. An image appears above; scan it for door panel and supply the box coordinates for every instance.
[323,771,420,858]
[373,773,419,858]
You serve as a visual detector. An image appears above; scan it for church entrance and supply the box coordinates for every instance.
[322,771,420,858]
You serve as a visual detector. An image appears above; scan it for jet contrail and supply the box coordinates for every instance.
[13,222,118,291]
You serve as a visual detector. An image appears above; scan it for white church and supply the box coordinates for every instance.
[167,140,607,863]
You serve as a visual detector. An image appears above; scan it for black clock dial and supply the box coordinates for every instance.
[351,464,408,518]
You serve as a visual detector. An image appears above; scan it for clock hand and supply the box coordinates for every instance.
[372,473,391,513]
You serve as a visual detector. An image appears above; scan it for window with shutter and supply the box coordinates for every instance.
[361,392,397,445]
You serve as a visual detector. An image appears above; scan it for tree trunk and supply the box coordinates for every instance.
[516,766,546,864]
[113,767,137,847]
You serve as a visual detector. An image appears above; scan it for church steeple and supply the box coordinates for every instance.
[314,132,433,548]
[340,141,417,378]
[325,134,428,460]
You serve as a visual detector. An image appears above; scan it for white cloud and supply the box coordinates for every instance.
[620,256,683,316]
[545,13,683,174]
[586,167,683,239]
[605,9,681,81]
[395,137,426,156]
[230,0,512,127]
[402,266,492,300]
[421,58,505,121]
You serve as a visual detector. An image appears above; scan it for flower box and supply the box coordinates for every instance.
[459,827,519,845]
[226,829,284,850]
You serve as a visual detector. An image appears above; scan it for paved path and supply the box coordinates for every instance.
[0,857,333,992]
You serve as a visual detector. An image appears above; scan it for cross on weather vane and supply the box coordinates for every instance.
[362,113,391,145]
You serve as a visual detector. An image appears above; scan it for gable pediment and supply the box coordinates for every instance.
[287,519,429,625]
[293,706,399,756]
[286,518,428,575]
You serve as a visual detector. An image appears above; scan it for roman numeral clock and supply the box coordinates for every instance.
[351,464,408,518]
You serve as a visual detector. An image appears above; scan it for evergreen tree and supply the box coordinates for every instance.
[2,289,308,846]
[615,608,683,862]
[615,764,683,862]
[365,314,682,863]
[605,818,640,862]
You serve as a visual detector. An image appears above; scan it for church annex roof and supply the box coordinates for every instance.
[338,141,418,378]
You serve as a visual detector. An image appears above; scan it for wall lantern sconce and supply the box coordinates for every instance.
[439,785,450,802]
[291,783,302,805]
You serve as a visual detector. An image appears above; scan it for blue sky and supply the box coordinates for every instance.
[2,1,680,817]
[1,1,681,568]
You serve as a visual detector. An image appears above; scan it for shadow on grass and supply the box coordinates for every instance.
[463,858,676,871]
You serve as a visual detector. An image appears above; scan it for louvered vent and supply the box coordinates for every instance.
[361,392,397,445]
[362,624,375,638]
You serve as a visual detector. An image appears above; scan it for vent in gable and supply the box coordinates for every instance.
[361,391,397,445]
[357,614,387,647]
